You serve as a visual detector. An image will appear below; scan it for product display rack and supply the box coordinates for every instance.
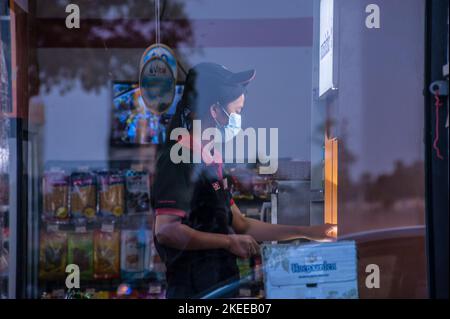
[35,160,166,299]
[38,213,166,299]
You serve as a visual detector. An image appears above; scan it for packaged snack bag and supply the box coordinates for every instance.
[0,173,9,206]
[68,232,94,279]
[51,289,65,299]
[97,171,125,218]
[236,258,252,278]
[144,232,156,276]
[70,172,97,221]
[42,171,70,222]
[120,229,151,280]
[93,291,110,299]
[253,255,263,282]
[93,230,120,279]
[39,231,67,280]
[125,170,150,214]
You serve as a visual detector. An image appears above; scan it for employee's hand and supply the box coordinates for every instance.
[227,234,260,258]
[303,224,337,242]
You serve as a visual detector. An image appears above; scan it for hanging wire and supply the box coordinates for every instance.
[155,0,161,45]
[433,89,444,160]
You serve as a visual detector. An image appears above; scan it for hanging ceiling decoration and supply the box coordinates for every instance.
[139,0,177,115]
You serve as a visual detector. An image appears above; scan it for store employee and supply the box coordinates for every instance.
[152,63,337,299]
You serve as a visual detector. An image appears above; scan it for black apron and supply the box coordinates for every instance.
[154,161,239,299]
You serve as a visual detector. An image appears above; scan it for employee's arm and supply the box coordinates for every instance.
[230,203,337,242]
[155,215,260,258]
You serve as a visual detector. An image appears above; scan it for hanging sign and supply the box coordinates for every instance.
[140,43,178,81]
[319,0,335,97]
[138,0,178,115]
[139,56,176,115]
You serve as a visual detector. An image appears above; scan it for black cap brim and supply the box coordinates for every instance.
[227,69,256,86]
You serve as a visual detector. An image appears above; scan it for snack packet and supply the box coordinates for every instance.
[125,170,150,214]
[97,171,125,218]
[39,231,67,280]
[70,172,97,221]
[0,173,9,206]
[93,230,120,279]
[42,171,70,222]
[68,232,94,279]
[120,229,151,280]
[236,258,252,278]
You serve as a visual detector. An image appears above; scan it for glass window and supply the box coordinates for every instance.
[1,0,433,299]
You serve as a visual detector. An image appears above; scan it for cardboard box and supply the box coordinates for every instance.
[261,241,358,299]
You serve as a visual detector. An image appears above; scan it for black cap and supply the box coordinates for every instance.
[185,63,256,108]
[191,62,256,86]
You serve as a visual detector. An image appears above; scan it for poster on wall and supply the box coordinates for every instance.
[319,0,335,97]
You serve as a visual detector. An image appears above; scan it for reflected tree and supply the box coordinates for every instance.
[363,160,425,208]
[28,0,196,95]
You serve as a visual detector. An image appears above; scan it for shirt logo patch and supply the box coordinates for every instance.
[212,181,221,191]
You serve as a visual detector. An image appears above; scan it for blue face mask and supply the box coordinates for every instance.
[215,106,242,142]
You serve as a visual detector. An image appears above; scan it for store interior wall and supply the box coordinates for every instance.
[33,0,315,165]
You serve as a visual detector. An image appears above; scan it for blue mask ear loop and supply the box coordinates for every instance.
[221,105,231,117]
[218,102,232,119]
[213,102,230,128]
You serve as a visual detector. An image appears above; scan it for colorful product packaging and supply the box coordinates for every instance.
[42,171,70,222]
[0,173,9,206]
[68,231,94,279]
[39,231,67,280]
[97,171,125,218]
[125,170,150,214]
[253,255,263,282]
[93,230,120,279]
[93,291,110,299]
[70,172,97,221]
[120,229,151,280]
[236,258,252,279]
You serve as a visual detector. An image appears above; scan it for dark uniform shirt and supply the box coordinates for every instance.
[152,141,239,299]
